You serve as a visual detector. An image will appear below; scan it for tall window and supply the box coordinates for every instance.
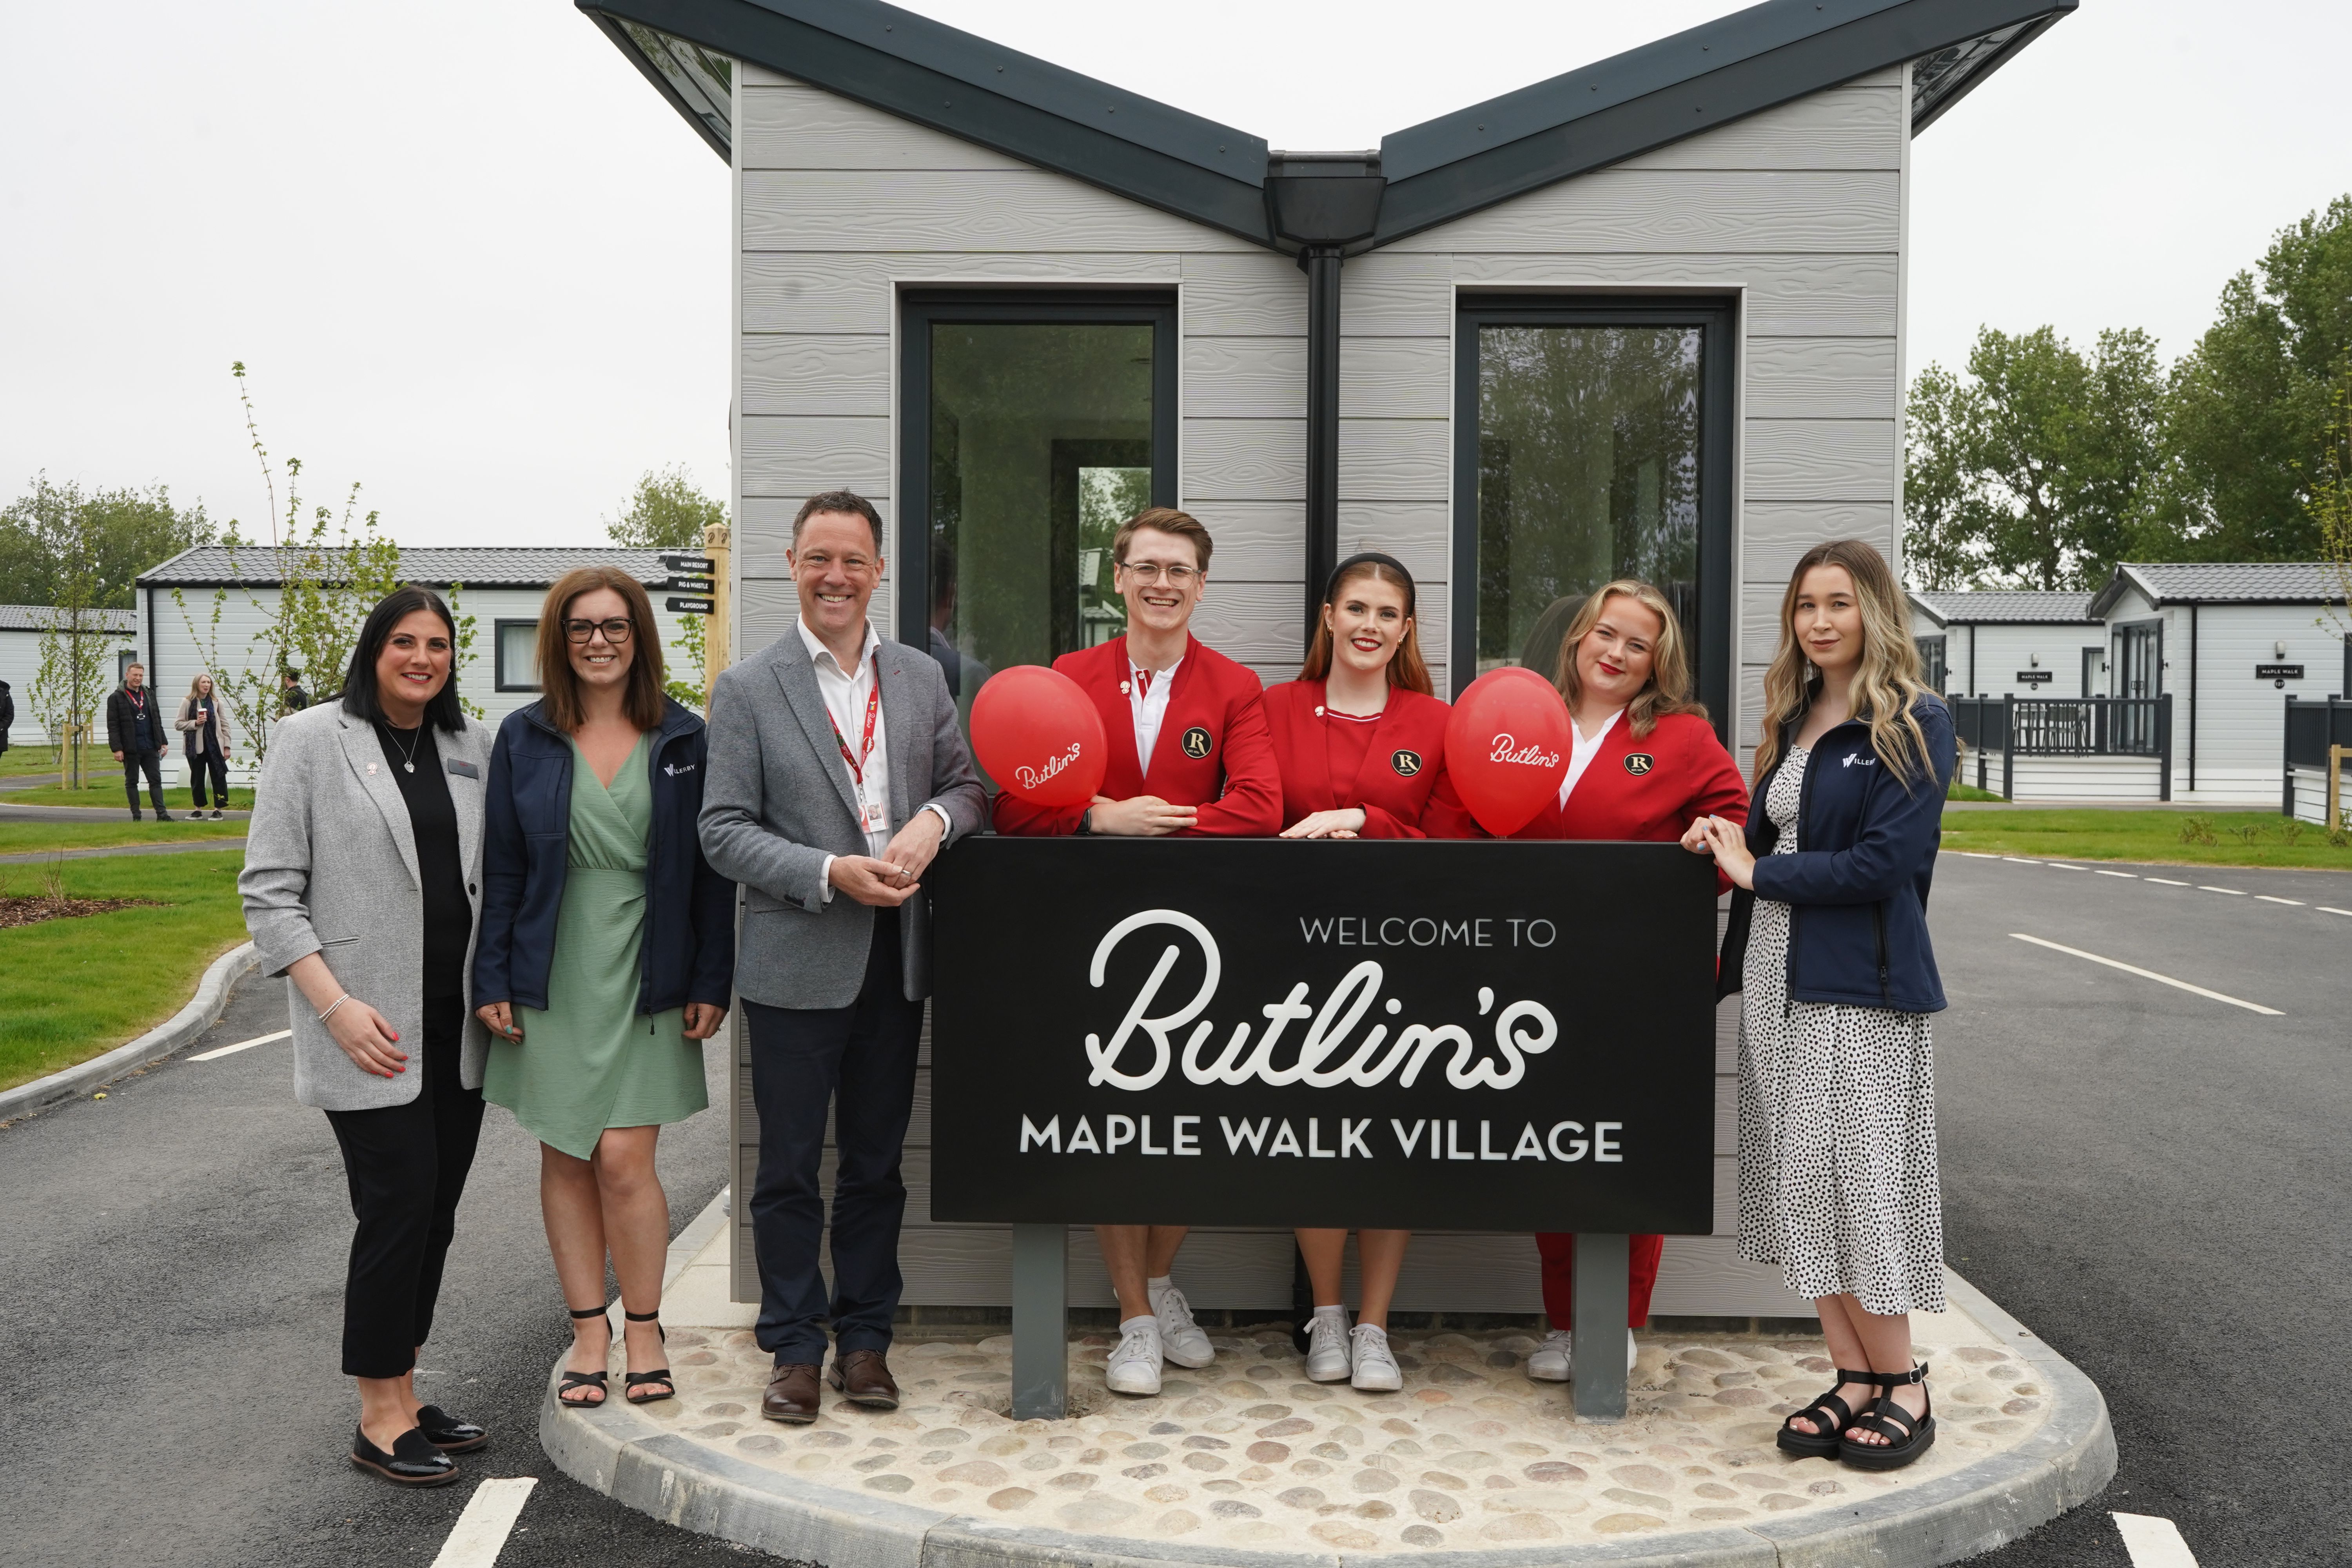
[899,293,1177,739]
[1917,635,1949,693]
[1454,300,1733,729]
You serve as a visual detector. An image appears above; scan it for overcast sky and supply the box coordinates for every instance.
[4,0,2348,549]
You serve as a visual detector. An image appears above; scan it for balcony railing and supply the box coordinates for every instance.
[2281,695,2352,819]
[1949,694,2173,800]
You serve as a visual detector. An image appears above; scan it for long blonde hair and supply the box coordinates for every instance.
[1550,579,1707,740]
[1754,539,1935,787]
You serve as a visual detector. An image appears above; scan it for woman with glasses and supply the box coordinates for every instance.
[473,568,735,1411]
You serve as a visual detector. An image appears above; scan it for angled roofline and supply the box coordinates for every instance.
[582,0,2072,252]
[2088,562,2346,619]
[1907,592,1950,629]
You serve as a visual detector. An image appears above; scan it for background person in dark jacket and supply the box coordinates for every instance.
[1690,539,1955,1474]
[105,662,173,820]
[0,677,13,754]
[472,566,735,1412]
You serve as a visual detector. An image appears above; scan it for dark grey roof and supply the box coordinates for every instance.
[0,604,140,634]
[1909,589,2098,626]
[583,0,2074,250]
[2090,562,2347,617]
[136,546,673,590]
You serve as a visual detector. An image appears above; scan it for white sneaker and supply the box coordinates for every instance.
[1626,1331,1640,1373]
[1303,1312,1351,1381]
[1105,1317,1163,1395]
[1153,1284,1216,1369]
[1349,1324,1401,1392]
[1526,1329,1573,1381]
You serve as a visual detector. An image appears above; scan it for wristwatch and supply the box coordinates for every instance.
[1074,805,1094,835]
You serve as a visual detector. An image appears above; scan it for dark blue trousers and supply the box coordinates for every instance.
[744,917,922,1365]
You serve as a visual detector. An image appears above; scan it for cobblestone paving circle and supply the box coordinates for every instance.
[617,1327,2049,1553]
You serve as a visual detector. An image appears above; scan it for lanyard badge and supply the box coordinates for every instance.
[830,684,887,833]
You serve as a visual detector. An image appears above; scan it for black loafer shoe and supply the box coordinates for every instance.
[416,1405,489,1453]
[350,1425,459,1486]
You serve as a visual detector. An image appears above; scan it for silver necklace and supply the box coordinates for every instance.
[383,720,424,774]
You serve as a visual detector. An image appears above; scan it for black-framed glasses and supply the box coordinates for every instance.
[563,617,634,644]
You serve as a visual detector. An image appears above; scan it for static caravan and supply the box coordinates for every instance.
[586,0,2076,1321]
[0,605,139,749]
[1907,590,2101,699]
[134,546,705,781]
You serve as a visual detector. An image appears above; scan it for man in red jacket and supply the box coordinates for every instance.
[993,506,1279,1395]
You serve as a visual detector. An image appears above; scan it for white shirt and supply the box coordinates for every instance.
[797,618,951,901]
[1127,655,1182,774]
[1557,706,1624,808]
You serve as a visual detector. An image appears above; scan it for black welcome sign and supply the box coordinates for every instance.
[927,838,1717,1233]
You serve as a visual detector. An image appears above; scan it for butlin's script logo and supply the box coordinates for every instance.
[1622,753,1655,777]
[1015,742,1085,793]
[1390,748,1423,778]
[1488,734,1561,768]
[1181,726,1214,760]
[1082,910,1558,1094]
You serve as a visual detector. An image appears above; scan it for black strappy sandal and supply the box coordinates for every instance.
[623,1309,674,1405]
[1777,1368,1883,1458]
[557,1304,610,1408]
[1840,1363,1935,1470]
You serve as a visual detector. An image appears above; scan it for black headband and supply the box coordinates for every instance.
[1323,551,1415,604]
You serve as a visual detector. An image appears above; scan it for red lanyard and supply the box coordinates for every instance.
[829,682,879,786]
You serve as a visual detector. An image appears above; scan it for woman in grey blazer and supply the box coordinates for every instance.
[240,586,495,1488]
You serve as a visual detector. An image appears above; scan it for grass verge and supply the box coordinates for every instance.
[1940,808,2352,871]
[0,819,248,855]
[0,850,250,1092]
[3,779,245,811]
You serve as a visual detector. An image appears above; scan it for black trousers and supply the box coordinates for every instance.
[121,749,165,814]
[744,917,922,1365]
[187,747,229,808]
[322,996,485,1378]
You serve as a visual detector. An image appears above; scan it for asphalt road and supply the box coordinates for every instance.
[1,849,2344,1566]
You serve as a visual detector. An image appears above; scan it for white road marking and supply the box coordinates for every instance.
[429,1476,537,1568]
[2094,869,2138,878]
[2046,862,2085,871]
[1955,851,1999,858]
[2003,856,2044,864]
[189,1029,290,1062]
[2321,907,2352,918]
[2010,934,2285,1016]
[2255,895,2304,906]
[2197,886,2245,895]
[2146,878,2190,886]
[2111,1511,2200,1566]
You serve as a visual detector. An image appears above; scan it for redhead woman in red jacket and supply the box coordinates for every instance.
[1426,579,1749,1384]
[1261,553,1457,1393]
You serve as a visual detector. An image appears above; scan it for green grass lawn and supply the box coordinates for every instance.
[0,850,252,1093]
[1,777,245,811]
[1940,807,2352,871]
[0,818,249,855]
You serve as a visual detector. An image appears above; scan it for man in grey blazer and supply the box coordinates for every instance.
[700,489,988,1424]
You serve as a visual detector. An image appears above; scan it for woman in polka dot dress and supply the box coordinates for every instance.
[1686,539,1956,1472]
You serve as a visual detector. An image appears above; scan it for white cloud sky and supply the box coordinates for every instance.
[4,0,2348,548]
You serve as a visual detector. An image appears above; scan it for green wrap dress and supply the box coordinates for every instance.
[483,733,708,1158]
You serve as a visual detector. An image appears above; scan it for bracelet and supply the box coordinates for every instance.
[319,993,352,1023]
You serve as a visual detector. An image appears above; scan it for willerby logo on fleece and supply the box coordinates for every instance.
[1487,734,1562,768]
[1014,742,1085,794]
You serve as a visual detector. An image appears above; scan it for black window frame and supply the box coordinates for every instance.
[1915,633,1948,693]
[494,617,543,693]
[1451,296,1738,738]
[895,290,1180,652]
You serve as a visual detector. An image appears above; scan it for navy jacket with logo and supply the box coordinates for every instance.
[1718,695,1955,1013]
[473,697,735,1015]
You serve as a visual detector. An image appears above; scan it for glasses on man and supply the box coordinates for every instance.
[1118,561,1200,586]
[563,618,634,644]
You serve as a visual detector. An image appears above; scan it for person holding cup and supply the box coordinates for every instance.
[175,672,235,818]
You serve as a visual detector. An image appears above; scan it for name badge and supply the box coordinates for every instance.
[860,799,887,833]
[446,759,479,779]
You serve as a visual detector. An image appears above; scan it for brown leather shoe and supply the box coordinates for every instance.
[761,1362,823,1423]
[826,1348,900,1408]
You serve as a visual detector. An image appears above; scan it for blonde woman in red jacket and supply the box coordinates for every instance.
[1426,580,1748,1383]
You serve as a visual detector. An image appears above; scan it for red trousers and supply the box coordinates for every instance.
[1535,1232,1664,1328]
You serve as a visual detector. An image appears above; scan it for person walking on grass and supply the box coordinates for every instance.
[175,672,235,818]
[106,662,173,821]
[472,567,736,1413]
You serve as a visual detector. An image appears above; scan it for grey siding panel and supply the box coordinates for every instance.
[1744,420,1899,501]
[743,253,1181,334]
[1180,252,1308,336]
[1339,254,1457,338]
[1450,253,1898,337]
[1387,171,1901,254]
[739,83,1031,171]
[1341,338,1454,419]
[1189,584,1310,663]
[1338,419,1450,502]
[1616,86,1903,171]
[1744,338,1900,419]
[1335,503,1449,581]
[1740,503,1898,584]
[741,171,1256,252]
[1182,338,1305,419]
[1198,501,1303,580]
[739,415,891,498]
[739,334,893,415]
[1187,418,1304,501]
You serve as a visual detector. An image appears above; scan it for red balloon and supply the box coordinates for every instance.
[1443,667,1573,836]
[971,665,1109,806]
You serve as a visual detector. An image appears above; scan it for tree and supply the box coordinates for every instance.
[0,477,214,609]
[1901,326,2167,590]
[26,508,131,788]
[606,466,724,708]
[2160,196,2352,560]
[2315,377,2352,627]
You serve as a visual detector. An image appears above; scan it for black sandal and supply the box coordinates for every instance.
[558,1304,610,1408]
[1840,1363,1935,1470]
[1777,1368,1883,1458]
[623,1309,674,1405]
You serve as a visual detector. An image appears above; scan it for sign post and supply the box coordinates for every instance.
[929,837,1719,1420]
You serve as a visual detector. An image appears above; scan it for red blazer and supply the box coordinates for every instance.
[1263,680,1457,839]
[991,634,1283,837]
[1425,710,1749,874]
